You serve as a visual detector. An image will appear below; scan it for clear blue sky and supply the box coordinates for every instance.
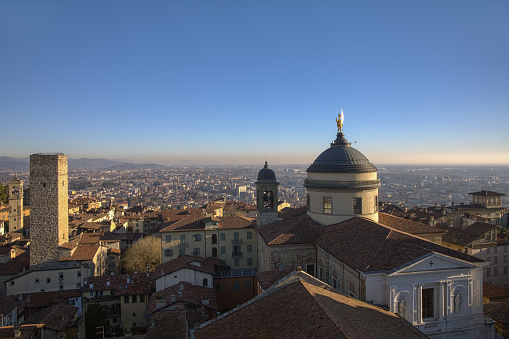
[1,1,508,165]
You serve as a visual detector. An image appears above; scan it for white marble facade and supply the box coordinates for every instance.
[365,253,491,338]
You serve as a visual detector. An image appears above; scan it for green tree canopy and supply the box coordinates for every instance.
[121,236,161,274]
[0,182,8,204]
[85,303,107,339]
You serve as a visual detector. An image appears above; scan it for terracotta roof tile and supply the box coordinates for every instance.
[0,251,30,276]
[194,279,425,339]
[145,282,218,316]
[26,303,78,331]
[279,206,307,219]
[159,216,254,233]
[258,217,323,245]
[255,269,292,290]
[483,282,509,300]
[378,213,446,235]
[315,217,483,273]
[58,244,100,261]
[83,273,154,296]
[483,301,509,324]
[439,222,499,247]
[0,295,22,314]
[152,256,223,279]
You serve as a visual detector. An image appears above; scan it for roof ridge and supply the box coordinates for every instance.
[364,228,395,271]
[306,283,364,338]
[195,271,300,329]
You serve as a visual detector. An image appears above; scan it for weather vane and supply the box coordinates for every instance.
[336,108,344,133]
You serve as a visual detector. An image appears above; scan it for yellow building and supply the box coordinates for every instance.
[83,273,153,336]
[160,216,257,270]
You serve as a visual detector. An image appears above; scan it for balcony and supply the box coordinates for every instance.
[231,239,242,245]
[232,252,243,258]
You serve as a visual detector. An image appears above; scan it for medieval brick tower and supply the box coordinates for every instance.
[29,153,69,266]
[8,174,24,232]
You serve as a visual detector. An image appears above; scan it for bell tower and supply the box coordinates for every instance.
[255,160,279,227]
[8,174,24,232]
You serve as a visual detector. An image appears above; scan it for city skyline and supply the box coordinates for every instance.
[1,1,508,166]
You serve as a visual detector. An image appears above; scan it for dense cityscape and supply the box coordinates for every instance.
[3,163,508,211]
[1,1,507,338]
[0,158,508,338]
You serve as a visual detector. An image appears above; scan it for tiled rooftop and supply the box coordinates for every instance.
[159,215,254,233]
[145,281,218,316]
[378,213,446,235]
[194,277,425,339]
[315,217,483,273]
[152,255,223,279]
[26,303,78,331]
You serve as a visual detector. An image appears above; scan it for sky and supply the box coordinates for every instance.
[1,1,508,166]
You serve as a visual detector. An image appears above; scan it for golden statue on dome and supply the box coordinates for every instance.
[336,108,344,133]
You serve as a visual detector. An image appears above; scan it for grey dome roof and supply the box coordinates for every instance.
[307,133,377,173]
[257,161,277,181]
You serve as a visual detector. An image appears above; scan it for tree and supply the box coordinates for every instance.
[0,182,8,204]
[121,236,161,274]
[85,303,107,339]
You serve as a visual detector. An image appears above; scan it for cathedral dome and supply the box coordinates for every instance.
[307,132,377,173]
[257,161,276,182]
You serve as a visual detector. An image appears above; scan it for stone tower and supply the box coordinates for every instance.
[304,114,380,225]
[8,174,24,232]
[29,153,69,266]
[255,161,279,227]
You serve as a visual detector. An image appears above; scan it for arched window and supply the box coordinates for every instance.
[212,234,217,244]
[203,278,208,287]
[212,247,217,257]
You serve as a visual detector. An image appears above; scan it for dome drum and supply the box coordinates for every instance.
[304,178,381,190]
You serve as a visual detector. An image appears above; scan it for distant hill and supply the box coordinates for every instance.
[0,156,167,171]
[0,157,29,171]
[69,158,124,169]
[106,163,167,170]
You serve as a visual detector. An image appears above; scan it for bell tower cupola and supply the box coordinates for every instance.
[255,160,279,227]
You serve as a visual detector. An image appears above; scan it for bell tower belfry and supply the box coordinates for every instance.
[255,160,279,227]
[8,174,24,232]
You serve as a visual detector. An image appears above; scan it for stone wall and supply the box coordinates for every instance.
[29,153,69,266]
